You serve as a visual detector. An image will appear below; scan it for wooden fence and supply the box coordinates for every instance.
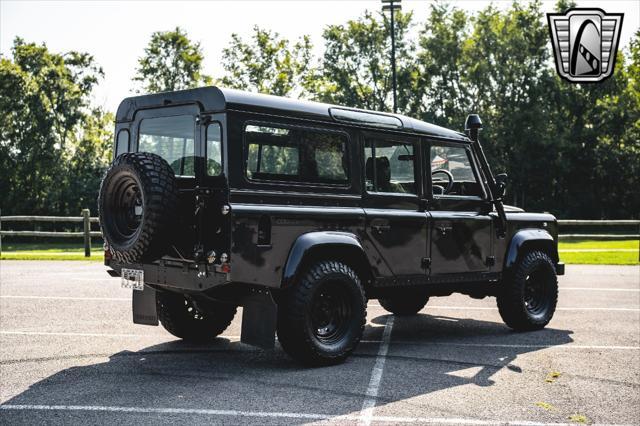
[0,209,101,257]
[0,213,638,258]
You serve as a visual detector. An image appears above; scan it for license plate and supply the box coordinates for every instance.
[121,268,144,291]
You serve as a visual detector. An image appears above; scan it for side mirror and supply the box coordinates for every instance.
[495,173,508,199]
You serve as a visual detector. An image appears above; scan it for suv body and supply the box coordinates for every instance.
[103,87,564,364]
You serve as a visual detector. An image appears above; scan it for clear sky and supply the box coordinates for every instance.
[1,0,638,112]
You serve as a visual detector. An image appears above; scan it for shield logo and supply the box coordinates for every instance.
[547,8,623,83]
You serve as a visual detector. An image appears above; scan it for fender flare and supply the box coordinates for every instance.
[282,231,370,288]
[504,228,559,272]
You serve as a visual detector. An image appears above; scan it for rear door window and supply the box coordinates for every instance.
[365,138,416,194]
[206,123,223,176]
[245,124,349,185]
[138,115,195,177]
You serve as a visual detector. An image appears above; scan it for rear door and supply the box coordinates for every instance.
[362,133,428,284]
[133,105,200,260]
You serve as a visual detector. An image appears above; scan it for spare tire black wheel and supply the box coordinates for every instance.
[98,152,178,263]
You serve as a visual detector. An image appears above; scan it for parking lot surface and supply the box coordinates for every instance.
[0,261,638,425]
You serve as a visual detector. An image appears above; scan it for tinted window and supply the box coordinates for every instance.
[430,144,483,197]
[430,145,477,181]
[139,115,195,177]
[207,123,222,176]
[245,124,348,184]
[365,139,416,194]
[115,129,129,157]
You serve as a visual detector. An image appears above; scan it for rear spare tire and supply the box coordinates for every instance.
[99,152,178,263]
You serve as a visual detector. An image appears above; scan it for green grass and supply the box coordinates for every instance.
[1,239,638,264]
[0,242,103,261]
[559,239,639,265]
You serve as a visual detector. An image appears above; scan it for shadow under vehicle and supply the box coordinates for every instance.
[99,87,565,365]
[0,314,574,423]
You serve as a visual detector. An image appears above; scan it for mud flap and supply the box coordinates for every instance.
[132,285,159,325]
[241,288,277,349]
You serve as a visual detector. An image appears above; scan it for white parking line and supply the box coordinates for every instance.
[0,295,129,301]
[382,341,640,351]
[559,287,639,292]
[0,331,149,338]
[360,315,394,426]
[0,404,631,425]
[367,304,640,312]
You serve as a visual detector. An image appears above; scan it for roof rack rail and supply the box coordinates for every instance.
[329,108,403,129]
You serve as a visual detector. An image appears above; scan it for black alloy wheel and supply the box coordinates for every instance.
[497,250,558,331]
[277,261,366,366]
[311,281,353,345]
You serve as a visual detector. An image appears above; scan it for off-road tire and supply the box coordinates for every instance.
[277,261,366,366]
[379,292,429,316]
[98,152,178,263]
[497,250,558,331]
[157,292,237,342]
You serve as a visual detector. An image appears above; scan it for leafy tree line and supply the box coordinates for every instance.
[1,1,638,218]
[0,38,112,216]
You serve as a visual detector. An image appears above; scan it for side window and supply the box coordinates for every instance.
[245,124,349,185]
[430,143,482,197]
[115,129,129,158]
[206,123,222,176]
[138,115,195,177]
[365,138,416,194]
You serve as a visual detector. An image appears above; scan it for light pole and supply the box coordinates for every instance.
[382,0,401,113]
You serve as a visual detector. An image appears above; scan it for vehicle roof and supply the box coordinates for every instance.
[116,86,469,142]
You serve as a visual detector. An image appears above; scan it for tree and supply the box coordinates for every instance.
[415,3,470,128]
[309,11,418,113]
[460,1,556,210]
[133,27,211,93]
[0,38,107,215]
[221,26,313,97]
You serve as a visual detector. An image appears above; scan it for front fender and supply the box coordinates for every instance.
[504,228,560,273]
[282,231,368,287]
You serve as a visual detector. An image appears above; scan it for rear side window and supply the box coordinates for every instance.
[115,129,129,158]
[138,115,195,177]
[245,124,349,185]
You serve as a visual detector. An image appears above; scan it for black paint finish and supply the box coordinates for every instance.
[109,87,563,310]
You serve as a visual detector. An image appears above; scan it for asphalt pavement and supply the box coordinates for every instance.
[0,261,638,425]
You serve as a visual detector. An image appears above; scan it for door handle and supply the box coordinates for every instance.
[371,224,391,233]
[436,225,453,235]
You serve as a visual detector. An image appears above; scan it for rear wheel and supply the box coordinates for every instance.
[277,261,366,366]
[497,250,558,331]
[157,292,237,342]
[379,291,429,316]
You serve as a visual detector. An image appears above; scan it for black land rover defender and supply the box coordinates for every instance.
[100,87,564,366]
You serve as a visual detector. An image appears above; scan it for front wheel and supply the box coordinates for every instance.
[157,292,237,342]
[277,261,366,366]
[497,250,558,331]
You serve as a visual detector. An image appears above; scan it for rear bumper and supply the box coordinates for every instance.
[108,260,231,292]
[555,262,565,276]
